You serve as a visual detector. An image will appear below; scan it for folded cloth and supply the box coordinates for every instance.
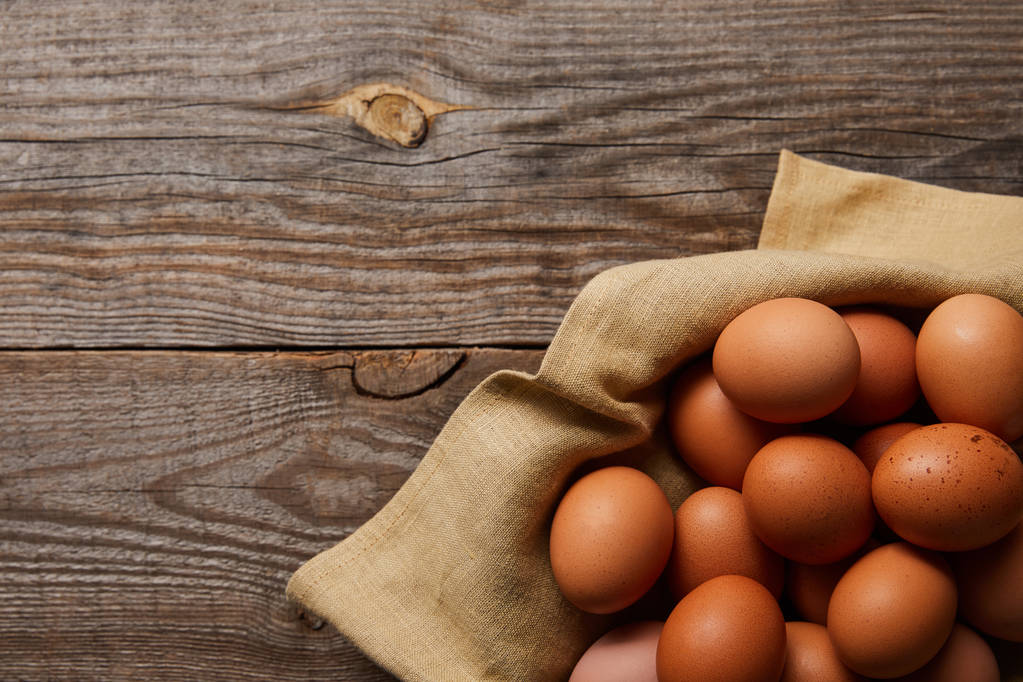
[287,150,1023,681]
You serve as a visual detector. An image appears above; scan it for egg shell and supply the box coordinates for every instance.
[872,423,1023,551]
[780,621,865,682]
[742,434,874,564]
[712,297,861,424]
[549,466,674,614]
[667,359,796,489]
[786,538,879,625]
[656,574,786,682]
[666,486,784,599]
[916,293,1023,442]
[827,542,957,678]
[890,624,999,682]
[832,308,920,426]
[852,422,922,474]
[951,522,1023,642]
[569,621,662,682]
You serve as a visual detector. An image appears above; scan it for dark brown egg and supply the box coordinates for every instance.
[951,522,1023,642]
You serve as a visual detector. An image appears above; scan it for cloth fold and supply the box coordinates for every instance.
[287,150,1023,681]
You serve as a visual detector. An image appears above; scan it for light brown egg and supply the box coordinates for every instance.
[549,467,674,614]
[666,486,784,600]
[742,434,874,564]
[872,423,1023,551]
[780,621,865,682]
[832,308,920,426]
[892,624,999,682]
[786,538,879,625]
[667,359,796,489]
[852,422,922,474]
[916,293,1023,442]
[569,621,662,682]
[827,542,957,678]
[951,522,1023,642]
[712,297,861,424]
[656,574,786,682]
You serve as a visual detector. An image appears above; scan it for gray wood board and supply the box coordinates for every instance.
[0,348,545,680]
[2,1,1021,348]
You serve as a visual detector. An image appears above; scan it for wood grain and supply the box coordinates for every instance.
[4,3,1023,680]
[0,348,544,680]
[1,0,1021,348]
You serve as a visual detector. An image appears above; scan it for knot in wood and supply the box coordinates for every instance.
[366,94,427,148]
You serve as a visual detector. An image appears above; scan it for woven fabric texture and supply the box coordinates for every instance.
[287,151,1023,681]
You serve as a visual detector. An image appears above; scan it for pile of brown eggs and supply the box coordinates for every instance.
[551,294,1023,682]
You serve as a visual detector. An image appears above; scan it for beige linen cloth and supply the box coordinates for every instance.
[287,150,1023,681]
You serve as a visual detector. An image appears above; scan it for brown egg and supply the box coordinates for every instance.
[852,422,922,473]
[550,467,674,614]
[666,486,784,599]
[832,308,920,426]
[781,621,865,682]
[667,359,796,489]
[742,434,874,564]
[786,538,879,625]
[569,621,662,682]
[916,293,1023,442]
[891,624,999,682]
[713,297,861,424]
[656,574,786,682]
[872,423,1023,551]
[952,522,1023,642]
[827,542,957,678]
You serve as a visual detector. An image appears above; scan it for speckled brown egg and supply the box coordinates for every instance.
[569,621,662,682]
[549,466,674,614]
[872,423,1023,551]
[852,422,922,474]
[916,293,1023,442]
[742,434,874,564]
[781,621,865,682]
[666,486,784,600]
[892,624,999,682]
[786,539,879,625]
[827,542,957,679]
[668,359,796,489]
[713,297,861,424]
[832,308,920,426]
[657,574,786,682]
[952,522,1023,642]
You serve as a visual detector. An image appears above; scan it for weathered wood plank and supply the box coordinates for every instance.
[0,348,545,680]
[1,1,1021,348]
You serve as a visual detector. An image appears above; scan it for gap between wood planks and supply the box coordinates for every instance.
[0,343,546,352]
[0,344,546,400]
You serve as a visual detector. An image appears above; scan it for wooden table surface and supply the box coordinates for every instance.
[2,1,1021,679]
